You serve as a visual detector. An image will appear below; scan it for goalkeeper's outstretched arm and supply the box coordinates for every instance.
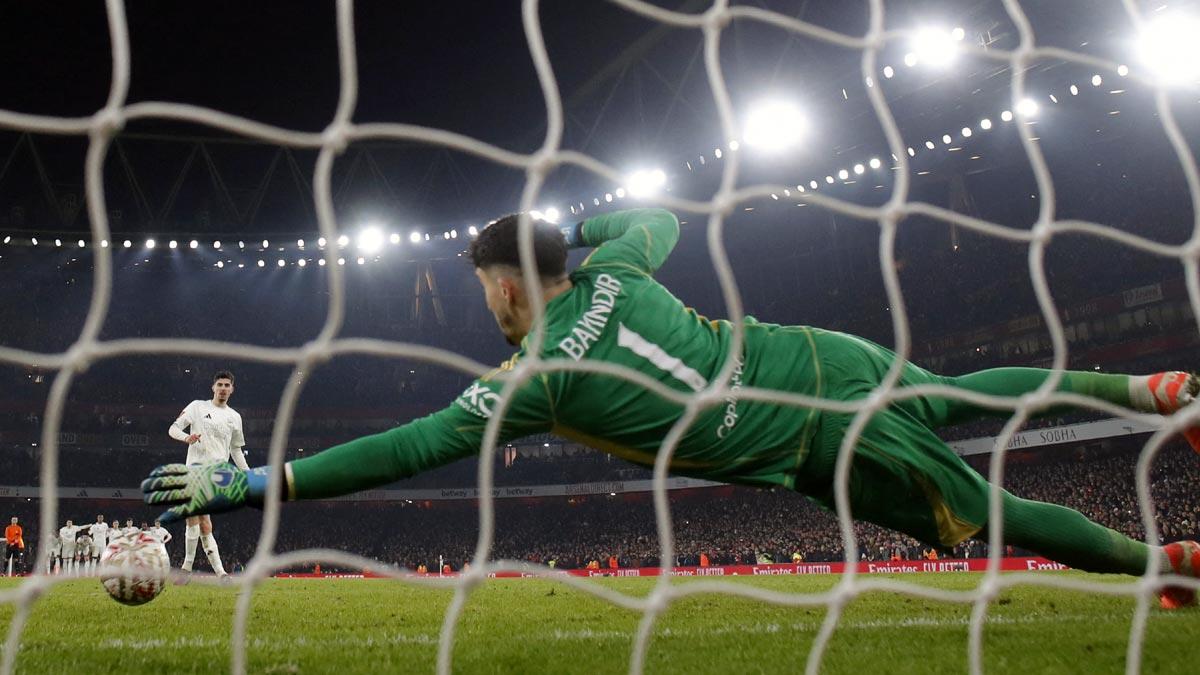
[142,372,555,523]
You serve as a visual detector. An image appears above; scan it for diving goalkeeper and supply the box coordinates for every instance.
[142,208,1200,608]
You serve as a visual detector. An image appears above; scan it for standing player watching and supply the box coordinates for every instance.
[58,520,80,576]
[87,515,108,575]
[145,209,1200,608]
[4,517,23,576]
[167,370,247,578]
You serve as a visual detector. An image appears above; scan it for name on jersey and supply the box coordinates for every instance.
[559,273,622,361]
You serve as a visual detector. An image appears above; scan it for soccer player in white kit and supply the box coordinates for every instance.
[149,520,172,546]
[168,370,248,577]
[87,515,108,575]
[58,520,80,575]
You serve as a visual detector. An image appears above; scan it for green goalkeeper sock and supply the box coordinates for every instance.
[939,368,1133,426]
[997,491,1158,575]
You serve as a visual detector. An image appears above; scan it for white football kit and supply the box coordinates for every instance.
[58,525,80,559]
[172,400,247,467]
[88,522,109,558]
[149,527,172,545]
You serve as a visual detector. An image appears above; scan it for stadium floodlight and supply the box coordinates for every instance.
[216,261,224,269]
[297,239,304,248]
[869,157,882,169]
[257,260,265,268]
[616,187,627,199]
[626,168,667,197]
[31,237,38,246]
[714,148,723,158]
[409,232,421,243]
[238,241,245,249]
[276,259,284,267]
[742,100,806,152]
[318,258,326,266]
[925,140,936,149]
[168,240,178,249]
[450,230,458,239]
[544,207,561,223]
[942,134,952,144]
[912,27,960,67]
[903,52,917,67]
[1069,84,1079,96]
[1001,110,1014,121]
[1117,64,1129,77]
[213,240,221,249]
[356,256,365,265]
[77,239,85,248]
[100,240,108,247]
[853,164,865,175]
[298,258,307,267]
[825,175,834,184]
[189,240,198,249]
[809,180,819,189]
[442,232,450,240]
[1016,98,1039,117]
[883,65,895,78]
[261,239,269,248]
[962,127,972,138]
[122,239,131,248]
[54,239,62,247]
[604,193,613,203]
[980,118,993,130]
[951,26,966,41]
[907,147,916,156]
[145,239,156,249]
[1,236,8,244]
[838,169,850,180]
[1091,74,1102,87]
[356,227,384,253]
[389,233,401,244]
[468,225,479,236]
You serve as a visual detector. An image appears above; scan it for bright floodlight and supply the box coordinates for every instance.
[742,100,806,152]
[912,27,960,67]
[626,169,667,197]
[146,239,156,249]
[389,233,401,244]
[980,118,993,130]
[298,258,307,267]
[214,240,222,249]
[123,240,131,248]
[1091,74,1102,87]
[409,231,421,243]
[853,164,865,175]
[1016,98,1039,117]
[357,226,384,253]
[261,239,269,248]
[1000,110,1014,122]
[168,240,177,249]
[925,140,936,149]
[883,66,895,78]
[277,259,285,267]
[838,169,849,180]
[961,127,972,138]
[468,225,479,236]
[297,239,305,248]
[77,239,85,248]
[189,239,198,249]
[337,234,349,248]
[869,157,882,169]
[31,237,38,246]
[257,260,265,268]
[216,261,224,269]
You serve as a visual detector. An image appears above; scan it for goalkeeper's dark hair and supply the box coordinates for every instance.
[213,370,235,384]
[468,214,567,280]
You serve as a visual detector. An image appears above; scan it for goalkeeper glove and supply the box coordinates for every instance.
[559,221,585,249]
[140,463,272,524]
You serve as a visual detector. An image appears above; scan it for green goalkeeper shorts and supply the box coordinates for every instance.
[795,329,991,548]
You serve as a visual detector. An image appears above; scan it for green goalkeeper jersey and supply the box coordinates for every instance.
[290,209,823,499]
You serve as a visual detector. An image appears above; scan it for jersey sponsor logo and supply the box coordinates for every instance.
[455,382,502,419]
[715,358,745,439]
[559,273,622,361]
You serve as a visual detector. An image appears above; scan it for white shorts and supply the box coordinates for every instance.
[91,544,105,559]
[60,547,76,559]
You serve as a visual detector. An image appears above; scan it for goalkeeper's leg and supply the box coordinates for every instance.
[990,493,1199,608]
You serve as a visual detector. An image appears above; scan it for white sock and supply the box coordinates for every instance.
[1129,374,1157,413]
[201,534,226,576]
[183,533,199,572]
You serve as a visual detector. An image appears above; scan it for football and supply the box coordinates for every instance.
[98,531,170,606]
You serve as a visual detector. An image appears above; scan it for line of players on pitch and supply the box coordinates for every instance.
[45,515,171,576]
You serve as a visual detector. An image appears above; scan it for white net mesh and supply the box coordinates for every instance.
[1,0,1199,673]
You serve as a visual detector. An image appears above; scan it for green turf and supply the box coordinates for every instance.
[0,572,1195,674]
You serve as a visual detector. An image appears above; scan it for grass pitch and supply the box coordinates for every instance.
[0,572,1197,674]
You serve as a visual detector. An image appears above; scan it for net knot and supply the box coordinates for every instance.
[91,108,125,136]
[322,123,351,154]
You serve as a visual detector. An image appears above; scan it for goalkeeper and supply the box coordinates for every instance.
[143,208,1200,608]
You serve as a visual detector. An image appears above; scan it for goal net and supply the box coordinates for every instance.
[1,0,1198,673]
